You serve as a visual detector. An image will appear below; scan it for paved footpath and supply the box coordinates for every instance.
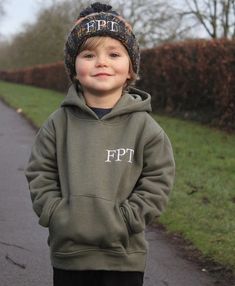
[0,100,218,286]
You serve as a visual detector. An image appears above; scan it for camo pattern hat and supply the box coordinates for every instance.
[64,2,140,82]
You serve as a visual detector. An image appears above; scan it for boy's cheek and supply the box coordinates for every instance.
[75,58,87,75]
[76,64,88,79]
[75,69,87,80]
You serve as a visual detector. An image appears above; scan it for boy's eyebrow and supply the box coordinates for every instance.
[105,45,125,50]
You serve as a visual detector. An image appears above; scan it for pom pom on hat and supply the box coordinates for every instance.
[64,2,140,82]
[79,2,118,17]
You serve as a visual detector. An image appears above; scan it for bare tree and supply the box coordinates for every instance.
[109,0,189,47]
[181,0,235,39]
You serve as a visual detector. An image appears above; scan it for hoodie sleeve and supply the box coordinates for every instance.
[120,129,175,235]
[25,123,62,228]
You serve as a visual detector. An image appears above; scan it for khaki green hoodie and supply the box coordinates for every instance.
[25,84,175,272]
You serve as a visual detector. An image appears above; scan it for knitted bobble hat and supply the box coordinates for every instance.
[64,2,140,82]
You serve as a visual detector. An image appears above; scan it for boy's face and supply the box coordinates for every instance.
[75,37,131,99]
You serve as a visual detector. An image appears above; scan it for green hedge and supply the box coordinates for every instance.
[0,62,68,92]
[137,39,235,131]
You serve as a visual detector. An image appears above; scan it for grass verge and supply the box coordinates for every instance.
[155,114,235,273]
[0,81,63,128]
[0,80,235,272]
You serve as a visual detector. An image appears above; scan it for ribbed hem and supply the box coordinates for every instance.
[51,249,147,272]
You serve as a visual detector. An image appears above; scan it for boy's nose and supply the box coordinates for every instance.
[95,56,108,67]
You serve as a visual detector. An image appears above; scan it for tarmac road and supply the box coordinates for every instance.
[0,100,217,286]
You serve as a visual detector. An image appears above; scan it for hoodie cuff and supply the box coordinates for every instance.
[38,197,61,227]
[120,200,144,235]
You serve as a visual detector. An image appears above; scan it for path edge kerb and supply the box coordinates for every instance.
[154,223,235,285]
[0,97,39,132]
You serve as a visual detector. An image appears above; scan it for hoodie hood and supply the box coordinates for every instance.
[61,85,152,120]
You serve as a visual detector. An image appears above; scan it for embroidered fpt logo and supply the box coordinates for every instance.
[105,148,134,163]
[86,20,119,33]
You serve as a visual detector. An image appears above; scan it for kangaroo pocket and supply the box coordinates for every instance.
[48,195,129,255]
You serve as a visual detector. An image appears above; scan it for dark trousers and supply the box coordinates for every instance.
[53,268,144,286]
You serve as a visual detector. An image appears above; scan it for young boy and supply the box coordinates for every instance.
[25,2,175,286]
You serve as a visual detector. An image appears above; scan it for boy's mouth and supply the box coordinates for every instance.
[93,73,112,77]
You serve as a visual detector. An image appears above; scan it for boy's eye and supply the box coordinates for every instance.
[80,51,95,58]
[84,53,95,58]
[110,52,120,58]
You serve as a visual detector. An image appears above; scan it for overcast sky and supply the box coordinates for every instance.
[0,0,52,39]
